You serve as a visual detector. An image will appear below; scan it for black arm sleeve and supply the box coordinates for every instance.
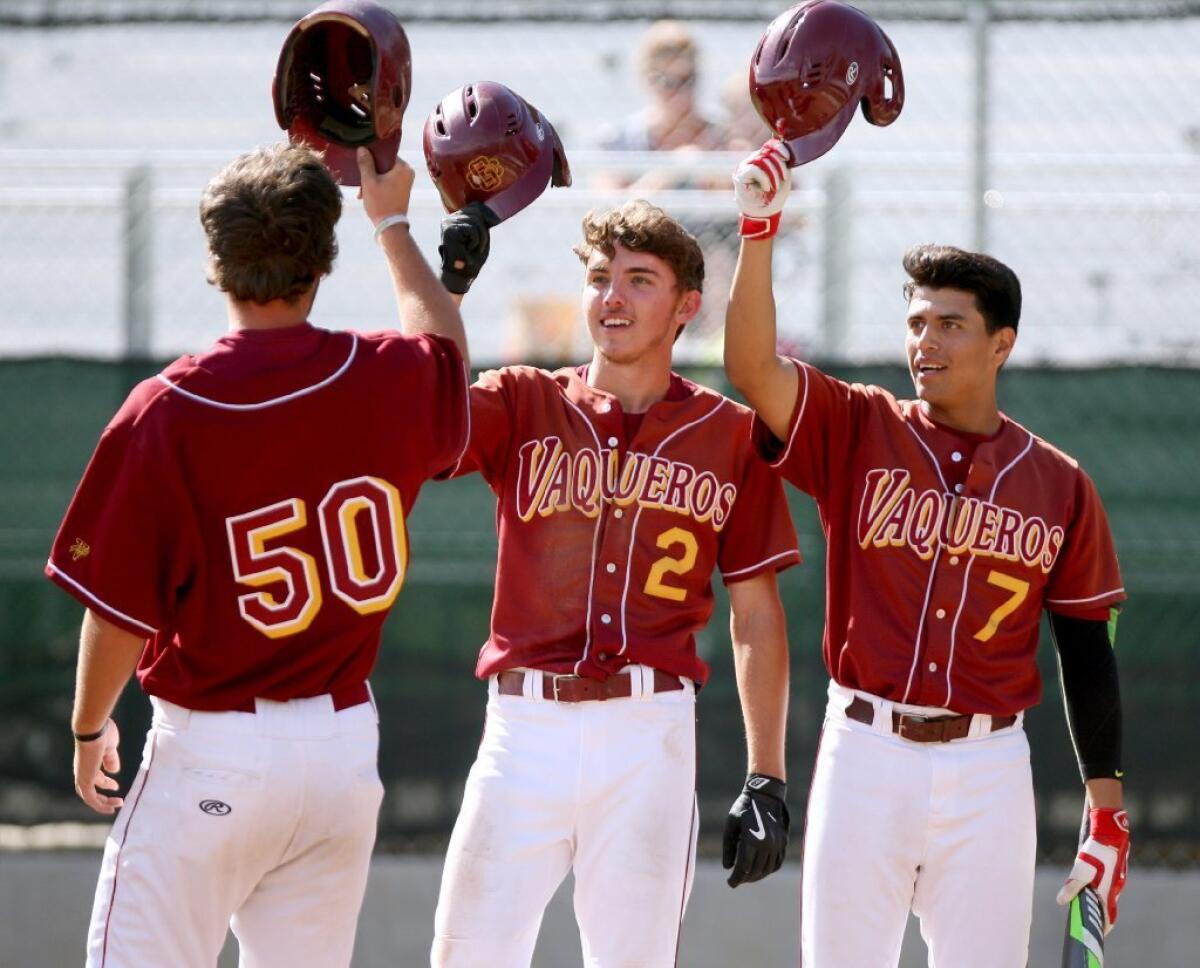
[1048,611,1123,782]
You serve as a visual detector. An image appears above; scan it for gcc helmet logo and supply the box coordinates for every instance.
[466,156,508,192]
[845,62,860,85]
[199,799,232,816]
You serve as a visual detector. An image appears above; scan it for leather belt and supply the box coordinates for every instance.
[497,669,684,703]
[228,681,370,713]
[845,695,1016,744]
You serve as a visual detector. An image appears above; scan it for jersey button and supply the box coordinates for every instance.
[600,614,612,625]
[597,652,609,662]
[607,436,619,447]
[606,562,617,574]
[951,451,963,462]
[614,508,624,519]
[935,608,946,619]
[954,483,964,494]
[598,402,611,414]
[949,555,960,566]
[928,661,938,672]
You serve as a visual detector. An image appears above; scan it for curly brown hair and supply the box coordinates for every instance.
[573,200,704,294]
[902,244,1022,334]
[200,143,342,305]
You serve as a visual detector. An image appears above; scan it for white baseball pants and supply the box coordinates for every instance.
[800,681,1036,968]
[432,668,699,968]
[86,694,383,968]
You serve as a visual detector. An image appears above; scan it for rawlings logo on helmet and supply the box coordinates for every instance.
[466,156,509,192]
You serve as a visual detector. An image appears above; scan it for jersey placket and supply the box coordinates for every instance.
[907,438,981,705]
[582,414,633,675]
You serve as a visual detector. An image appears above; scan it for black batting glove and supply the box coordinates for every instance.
[722,773,789,888]
[439,201,500,295]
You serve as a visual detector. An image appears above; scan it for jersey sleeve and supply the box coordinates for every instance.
[441,368,514,484]
[718,447,802,585]
[1044,468,1127,618]
[751,359,863,500]
[401,333,471,478]
[45,421,192,638]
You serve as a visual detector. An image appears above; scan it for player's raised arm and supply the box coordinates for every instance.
[357,148,470,368]
[724,140,800,441]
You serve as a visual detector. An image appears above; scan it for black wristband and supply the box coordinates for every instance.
[745,772,787,801]
[73,719,109,743]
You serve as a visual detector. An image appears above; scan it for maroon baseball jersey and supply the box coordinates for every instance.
[754,360,1125,715]
[47,323,468,711]
[447,364,800,685]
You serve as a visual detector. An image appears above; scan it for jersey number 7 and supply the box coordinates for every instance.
[226,476,408,638]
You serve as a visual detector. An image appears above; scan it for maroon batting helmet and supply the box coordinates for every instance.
[273,0,412,187]
[750,0,904,166]
[423,82,571,224]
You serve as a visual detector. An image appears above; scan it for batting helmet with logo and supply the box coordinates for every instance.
[273,0,412,186]
[422,82,571,224]
[750,0,904,166]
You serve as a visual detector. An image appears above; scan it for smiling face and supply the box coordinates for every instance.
[905,286,1015,418]
[582,243,700,368]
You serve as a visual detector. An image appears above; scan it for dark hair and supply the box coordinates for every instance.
[573,199,705,293]
[901,244,1021,333]
[200,143,342,305]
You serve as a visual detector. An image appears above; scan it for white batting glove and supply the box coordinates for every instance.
[732,139,792,240]
[1055,807,1130,935]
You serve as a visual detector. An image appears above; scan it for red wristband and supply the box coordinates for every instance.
[739,213,781,240]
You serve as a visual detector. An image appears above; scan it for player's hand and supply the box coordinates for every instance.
[722,773,789,887]
[439,202,500,295]
[1056,807,1130,934]
[73,718,124,815]
[357,147,415,226]
[732,139,792,241]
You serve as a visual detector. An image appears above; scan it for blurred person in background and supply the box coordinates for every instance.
[600,19,723,155]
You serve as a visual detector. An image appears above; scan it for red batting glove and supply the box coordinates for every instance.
[732,140,793,240]
[1055,808,1130,934]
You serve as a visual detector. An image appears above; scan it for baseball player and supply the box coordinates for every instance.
[725,138,1130,966]
[418,194,801,967]
[47,144,469,968]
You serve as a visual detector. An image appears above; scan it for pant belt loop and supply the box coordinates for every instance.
[630,665,646,700]
[527,669,543,702]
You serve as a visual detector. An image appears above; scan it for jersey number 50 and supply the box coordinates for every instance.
[225,476,408,638]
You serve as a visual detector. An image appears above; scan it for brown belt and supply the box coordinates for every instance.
[497,669,684,703]
[845,695,1016,744]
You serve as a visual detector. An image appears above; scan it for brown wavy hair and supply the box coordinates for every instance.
[200,143,342,305]
[573,199,704,293]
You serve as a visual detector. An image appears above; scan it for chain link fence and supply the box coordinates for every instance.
[0,3,1197,364]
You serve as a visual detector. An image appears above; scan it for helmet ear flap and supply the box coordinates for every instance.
[861,33,905,127]
[549,125,572,188]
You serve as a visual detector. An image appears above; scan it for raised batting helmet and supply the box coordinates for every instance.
[750,0,904,166]
[273,0,412,187]
[423,82,571,224]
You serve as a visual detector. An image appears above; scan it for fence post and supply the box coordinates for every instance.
[122,163,153,360]
[969,0,992,252]
[820,166,851,360]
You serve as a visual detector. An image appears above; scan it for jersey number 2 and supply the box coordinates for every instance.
[226,476,408,638]
[644,527,699,602]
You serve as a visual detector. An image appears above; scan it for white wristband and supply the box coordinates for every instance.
[373,213,410,243]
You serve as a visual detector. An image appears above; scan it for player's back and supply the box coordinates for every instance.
[47,323,468,711]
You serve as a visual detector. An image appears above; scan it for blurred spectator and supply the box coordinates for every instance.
[600,21,722,153]
[721,71,773,152]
